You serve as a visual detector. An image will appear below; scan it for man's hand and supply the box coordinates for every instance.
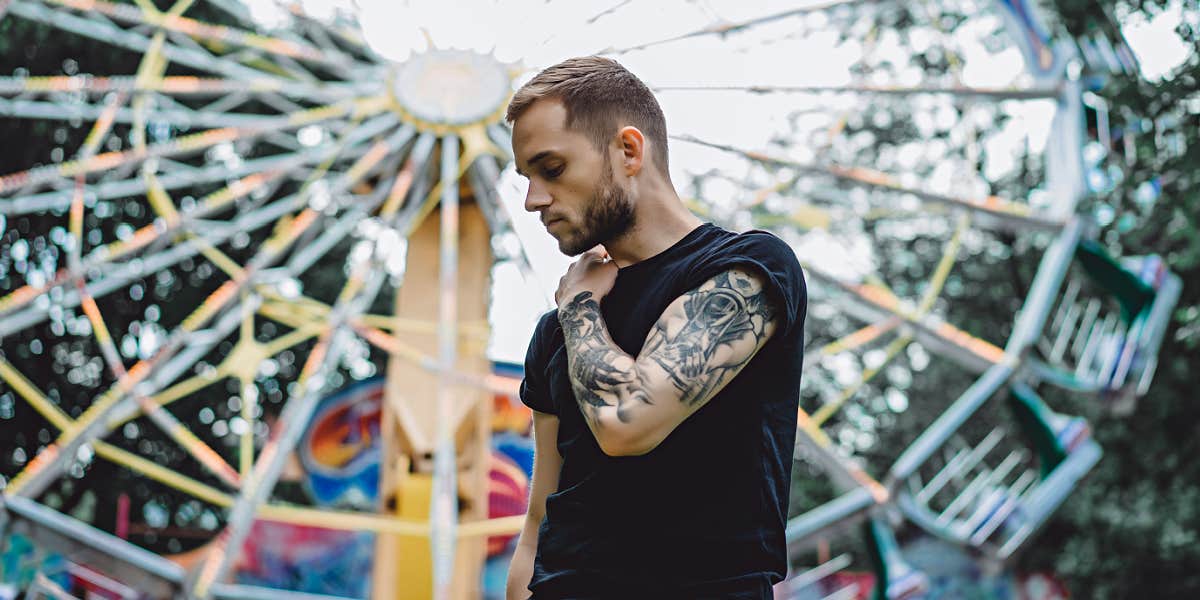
[555,246,618,309]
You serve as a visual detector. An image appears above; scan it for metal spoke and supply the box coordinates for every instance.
[0,112,393,215]
[1,122,413,500]
[7,1,287,81]
[0,117,397,324]
[674,133,1065,232]
[42,0,352,69]
[597,0,866,55]
[0,75,357,99]
[803,262,1006,374]
[0,96,309,129]
[0,95,388,195]
[652,82,1062,100]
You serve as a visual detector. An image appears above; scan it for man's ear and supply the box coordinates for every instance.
[617,126,645,177]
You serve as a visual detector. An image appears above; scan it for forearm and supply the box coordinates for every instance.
[509,410,559,597]
[558,291,657,446]
[505,516,540,600]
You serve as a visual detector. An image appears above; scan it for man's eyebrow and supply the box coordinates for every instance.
[516,150,555,177]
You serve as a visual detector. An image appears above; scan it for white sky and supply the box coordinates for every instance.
[1118,1,1193,81]
[251,0,1193,364]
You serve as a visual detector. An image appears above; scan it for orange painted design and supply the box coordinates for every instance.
[72,150,130,175]
[192,539,228,596]
[300,337,331,380]
[828,318,902,354]
[492,395,532,433]
[178,428,242,486]
[197,170,282,214]
[78,293,112,347]
[853,283,900,310]
[127,223,167,252]
[308,400,381,468]
[18,443,60,479]
[276,209,321,249]
[795,409,830,447]
[0,285,41,314]
[89,91,125,142]
[380,162,416,218]
[343,140,391,183]
[118,361,153,394]
[356,326,400,355]
[934,322,1006,364]
[69,182,86,240]
[206,280,240,308]
[832,165,897,187]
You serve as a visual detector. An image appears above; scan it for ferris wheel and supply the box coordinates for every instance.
[0,0,1180,598]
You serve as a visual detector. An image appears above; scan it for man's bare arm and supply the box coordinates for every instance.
[558,268,778,456]
[506,411,561,600]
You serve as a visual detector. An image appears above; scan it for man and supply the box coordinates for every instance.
[505,56,807,599]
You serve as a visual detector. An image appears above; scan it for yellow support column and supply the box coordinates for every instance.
[375,199,493,599]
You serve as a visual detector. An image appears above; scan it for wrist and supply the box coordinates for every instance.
[557,289,598,312]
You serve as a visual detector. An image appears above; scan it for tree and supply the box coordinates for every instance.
[1021,1,1200,597]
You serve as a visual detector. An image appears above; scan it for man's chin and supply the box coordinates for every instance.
[559,241,586,256]
[558,237,593,257]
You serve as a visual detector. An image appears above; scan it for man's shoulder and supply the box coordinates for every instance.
[685,224,793,259]
[688,227,804,283]
[683,226,807,338]
[729,228,798,260]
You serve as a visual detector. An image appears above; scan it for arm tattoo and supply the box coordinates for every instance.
[642,270,777,405]
[558,291,653,428]
[558,269,778,434]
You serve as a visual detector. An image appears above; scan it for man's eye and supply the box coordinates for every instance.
[544,165,564,179]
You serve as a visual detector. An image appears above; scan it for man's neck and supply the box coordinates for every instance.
[604,187,704,268]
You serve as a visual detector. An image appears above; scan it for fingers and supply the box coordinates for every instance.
[584,245,610,260]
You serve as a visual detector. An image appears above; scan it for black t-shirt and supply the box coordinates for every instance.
[520,223,807,599]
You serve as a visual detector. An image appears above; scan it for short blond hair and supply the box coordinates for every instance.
[506,56,670,177]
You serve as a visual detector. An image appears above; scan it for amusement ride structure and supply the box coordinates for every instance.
[0,0,1181,598]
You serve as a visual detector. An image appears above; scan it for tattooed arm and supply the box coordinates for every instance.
[558,267,779,456]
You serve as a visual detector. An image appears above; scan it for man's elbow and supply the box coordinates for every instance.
[595,424,664,457]
[523,503,545,524]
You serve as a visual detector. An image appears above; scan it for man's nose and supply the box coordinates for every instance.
[524,179,552,212]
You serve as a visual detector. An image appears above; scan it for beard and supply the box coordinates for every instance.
[558,163,635,256]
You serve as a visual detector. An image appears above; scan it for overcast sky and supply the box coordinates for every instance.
[250,0,1192,364]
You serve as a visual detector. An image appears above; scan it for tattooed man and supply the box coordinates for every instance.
[505,57,807,600]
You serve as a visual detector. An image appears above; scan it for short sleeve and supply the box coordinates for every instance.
[682,230,808,340]
[519,310,559,414]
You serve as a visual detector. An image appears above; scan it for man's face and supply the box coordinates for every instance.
[511,99,635,256]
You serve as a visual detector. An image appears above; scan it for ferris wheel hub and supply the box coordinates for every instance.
[388,49,512,129]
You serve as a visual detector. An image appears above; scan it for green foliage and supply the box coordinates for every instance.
[1019,1,1200,596]
[779,1,1199,595]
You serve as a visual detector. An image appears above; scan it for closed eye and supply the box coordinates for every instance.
[543,164,564,179]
